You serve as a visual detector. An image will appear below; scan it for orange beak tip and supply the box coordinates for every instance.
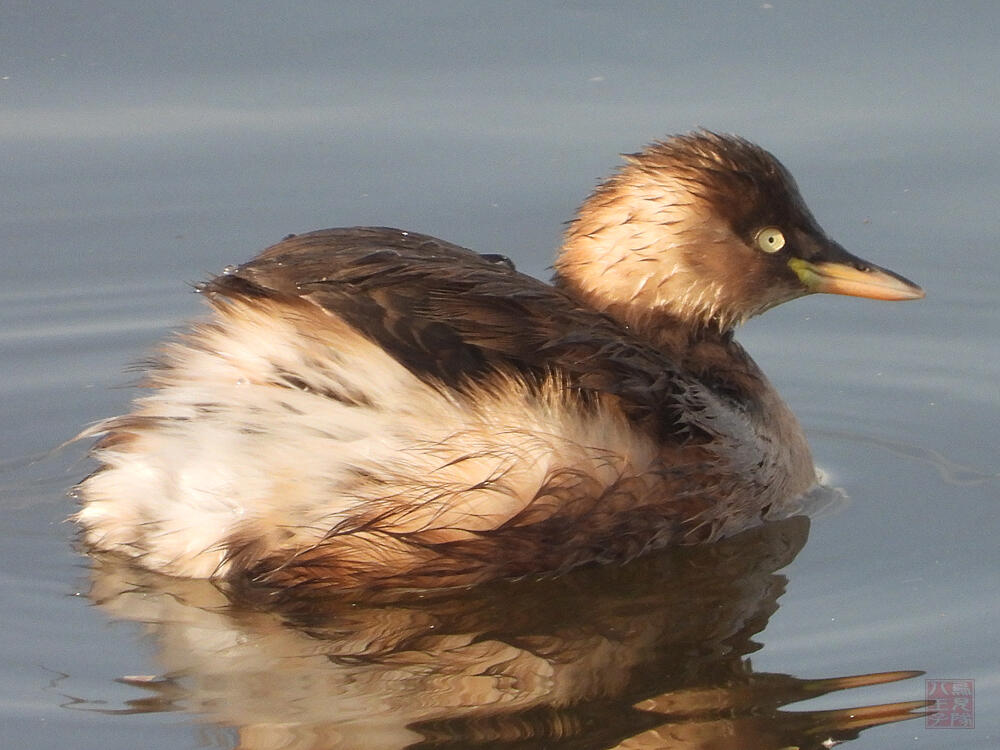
[790,259,925,302]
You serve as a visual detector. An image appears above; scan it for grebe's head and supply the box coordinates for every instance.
[555,131,923,334]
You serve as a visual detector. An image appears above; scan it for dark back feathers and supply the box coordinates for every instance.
[202,227,720,442]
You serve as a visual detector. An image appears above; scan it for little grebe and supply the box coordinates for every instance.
[75,132,923,590]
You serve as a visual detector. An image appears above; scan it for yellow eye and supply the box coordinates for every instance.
[754,227,785,253]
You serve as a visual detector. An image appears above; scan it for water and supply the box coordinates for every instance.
[2,2,998,748]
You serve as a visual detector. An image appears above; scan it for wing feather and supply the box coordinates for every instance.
[202,227,710,441]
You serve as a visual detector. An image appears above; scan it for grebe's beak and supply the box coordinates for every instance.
[788,243,925,301]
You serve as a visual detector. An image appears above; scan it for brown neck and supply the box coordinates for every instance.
[553,270,734,355]
[553,163,758,338]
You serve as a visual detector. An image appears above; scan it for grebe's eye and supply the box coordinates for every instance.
[754,227,785,253]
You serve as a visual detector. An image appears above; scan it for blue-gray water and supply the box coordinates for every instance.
[1,2,997,748]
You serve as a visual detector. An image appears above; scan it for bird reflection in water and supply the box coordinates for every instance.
[74,515,925,750]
